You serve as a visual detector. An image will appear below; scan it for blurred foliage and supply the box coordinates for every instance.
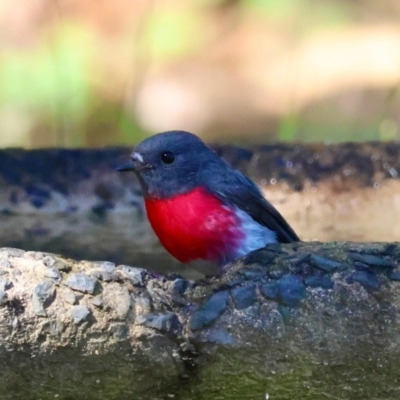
[241,0,351,30]
[1,23,91,146]
[0,0,399,148]
[278,113,299,142]
[144,8,204,60]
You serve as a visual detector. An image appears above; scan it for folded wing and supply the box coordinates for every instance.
[201,163,300,243]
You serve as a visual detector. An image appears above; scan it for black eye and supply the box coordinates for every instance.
[161,151,175,164]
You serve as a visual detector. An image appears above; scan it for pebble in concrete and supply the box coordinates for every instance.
[137,312,180,333]
[109,323,128,341]
[44,267,61,282]
[231,286,257,309]
[0,290,7,306]
[0,279,12,292]
[64,273,97,294]
[240,268,267,281]
[71,305,91,324]
[0,259,11,269]
[43,255,57,267]
[46,319,65,336]
[350,253,394,268]
[207,329,235,345]
[244,249,277,266]
[90,296,103,308]
[310,254,342,272]
[189,291,229,330]
[102,284,131,320]
[260,275,306,307]
[92,261,115,273]
[134,296,152,315]
[60,288,82,305]
[169,279,189,295]
[32,280,56,316]
[260,282,279,300]
[389,270,400,281]
[52,261,70,272]
[276,275,306,306]
[347,271,380,290]
[0,248,24,257]
[88,268,116,282]
[267,264,288,279]
[117,265,145,286]
[43,255,69,272]
[89,262,118,282]
[354,261,370,270]
[304,275,334,289]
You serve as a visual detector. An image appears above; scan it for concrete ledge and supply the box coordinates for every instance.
[0,242,399,399]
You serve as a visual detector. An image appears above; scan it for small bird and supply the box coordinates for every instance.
[116,131,299,266]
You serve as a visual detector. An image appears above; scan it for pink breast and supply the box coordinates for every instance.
[145,187,244,264]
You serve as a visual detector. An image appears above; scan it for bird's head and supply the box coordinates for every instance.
[116,131,217,198]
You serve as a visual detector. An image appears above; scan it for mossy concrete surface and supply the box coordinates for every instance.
[0,242,400,399]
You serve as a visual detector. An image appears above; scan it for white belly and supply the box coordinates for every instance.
[233,207,277,258]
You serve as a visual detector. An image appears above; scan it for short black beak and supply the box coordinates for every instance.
[116,152,149,173]
[115,162,135,172]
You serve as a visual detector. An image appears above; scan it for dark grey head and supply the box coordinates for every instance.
[116,131,223,198]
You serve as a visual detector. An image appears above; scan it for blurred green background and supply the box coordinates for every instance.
[1,0,400,148]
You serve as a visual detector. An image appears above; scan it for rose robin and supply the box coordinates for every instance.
[117,131,299,266]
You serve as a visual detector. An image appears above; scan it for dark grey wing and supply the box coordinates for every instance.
[201,162,300,243]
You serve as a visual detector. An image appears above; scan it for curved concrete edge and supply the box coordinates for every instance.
[0,242,400,399]
[1,144,400,269]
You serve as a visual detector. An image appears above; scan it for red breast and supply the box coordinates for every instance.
[144,187,245,264]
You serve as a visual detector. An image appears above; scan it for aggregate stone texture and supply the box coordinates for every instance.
[0,242,400,399]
